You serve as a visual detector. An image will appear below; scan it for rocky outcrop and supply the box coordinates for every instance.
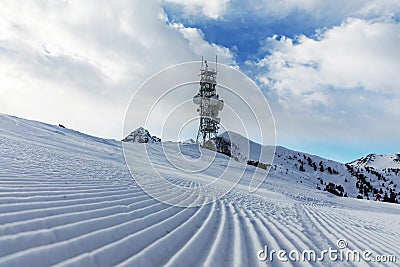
[122,127,161,143]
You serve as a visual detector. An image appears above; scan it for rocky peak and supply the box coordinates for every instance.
[122,127,161,143]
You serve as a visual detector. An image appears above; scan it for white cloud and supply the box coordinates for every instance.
[163,0,230,19]
[0,0,234,139]
[170,23,234,63]
[253,18,400,146]
[258,18,400,99]
[245,0,400,22]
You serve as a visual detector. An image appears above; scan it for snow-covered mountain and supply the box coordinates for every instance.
[216,131,400,203]
[349,153,400,170]
[216,131,272,163]
[1,114,399,266]
[122,127,161,143]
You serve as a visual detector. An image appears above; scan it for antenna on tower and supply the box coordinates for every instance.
[193,56,224,149]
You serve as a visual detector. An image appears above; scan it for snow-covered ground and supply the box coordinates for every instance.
[218,131,400,203]
[0,114,399,266]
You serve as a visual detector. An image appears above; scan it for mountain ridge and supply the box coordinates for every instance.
[215,130,399,203]
[348,153,400,170]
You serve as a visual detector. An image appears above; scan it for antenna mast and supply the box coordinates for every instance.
[193,56,224,149]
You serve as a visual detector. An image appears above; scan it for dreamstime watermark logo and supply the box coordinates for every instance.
[122,61,276,207]
[257,239,397,263]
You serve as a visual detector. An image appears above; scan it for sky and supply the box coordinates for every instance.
[1,0,400,163]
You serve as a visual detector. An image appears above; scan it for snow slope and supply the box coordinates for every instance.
[349,154,400,170]
[218,131,281,166]
[218,131,400,203]
[1,114,400,266]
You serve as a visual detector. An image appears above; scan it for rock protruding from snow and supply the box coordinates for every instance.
[122,127,161,143]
